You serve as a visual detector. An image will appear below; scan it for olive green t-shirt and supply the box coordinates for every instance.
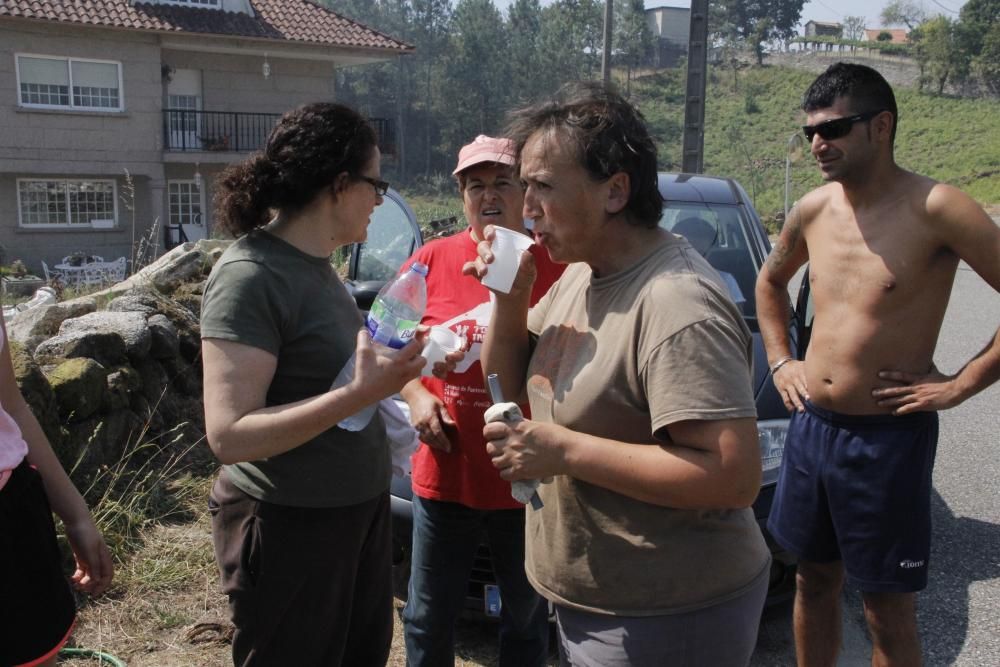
[200,231,389,508]
[524,234,770,615]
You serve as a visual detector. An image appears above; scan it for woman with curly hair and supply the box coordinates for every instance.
[201,102,426,666]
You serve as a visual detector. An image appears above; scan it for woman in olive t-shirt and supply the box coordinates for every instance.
[200,103,427,667]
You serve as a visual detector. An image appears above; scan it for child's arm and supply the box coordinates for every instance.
[1,320,113,595]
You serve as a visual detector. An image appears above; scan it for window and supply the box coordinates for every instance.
[17,179,117,228]
[168,181,203,227]
[17,55,122,111]
[660,202,757,314]
[358,194,420,283]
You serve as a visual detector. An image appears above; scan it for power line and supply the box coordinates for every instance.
[928,0,959,14]
[811,0,843,19]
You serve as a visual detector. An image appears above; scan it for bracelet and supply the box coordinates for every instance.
[769,356,794,375]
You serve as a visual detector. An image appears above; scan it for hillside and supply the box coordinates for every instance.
[632,61,1000,229]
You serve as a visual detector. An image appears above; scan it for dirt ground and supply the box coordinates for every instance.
[61,512,556,667]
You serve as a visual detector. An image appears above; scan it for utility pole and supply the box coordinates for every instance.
[601,0,614,83]
[682,0,709,173]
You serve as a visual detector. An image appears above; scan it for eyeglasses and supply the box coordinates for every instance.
[359,176,390,197]
[802,110,884,142]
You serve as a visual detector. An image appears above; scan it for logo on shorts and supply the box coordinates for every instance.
[899,559,925,569]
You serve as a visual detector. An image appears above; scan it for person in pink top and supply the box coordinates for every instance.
[0,317,113,667]
[400,135,565,666]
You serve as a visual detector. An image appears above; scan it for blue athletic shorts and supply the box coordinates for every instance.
[767,400,938,592]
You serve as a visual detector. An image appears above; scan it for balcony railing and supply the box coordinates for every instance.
[163,110,396,155]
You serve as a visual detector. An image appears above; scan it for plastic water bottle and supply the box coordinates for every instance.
[333,354,374,431]
[334,262,428,431]
[365,262,428,348]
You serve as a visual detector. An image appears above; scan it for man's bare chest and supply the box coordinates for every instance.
[806,224,951,310]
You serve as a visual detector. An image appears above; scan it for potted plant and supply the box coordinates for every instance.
[202,134,231,151]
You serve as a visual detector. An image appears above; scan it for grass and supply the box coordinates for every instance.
[633,63,1000,230]
[398,62,1000,236]
[408,194,465,236]
[65,380,212,551]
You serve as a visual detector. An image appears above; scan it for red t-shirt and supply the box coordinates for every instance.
[403,229,565,509]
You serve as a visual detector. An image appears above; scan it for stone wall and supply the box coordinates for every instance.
[8,239,229,472]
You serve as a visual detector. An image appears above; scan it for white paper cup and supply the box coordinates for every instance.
[481,227,534,294]
[421,326,464,376]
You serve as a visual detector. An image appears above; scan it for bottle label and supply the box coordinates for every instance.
[366,300,418,349]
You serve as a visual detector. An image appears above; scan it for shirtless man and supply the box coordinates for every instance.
[756,63,1000,667]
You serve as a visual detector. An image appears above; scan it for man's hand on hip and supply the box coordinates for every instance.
[873,365,962,414]
[774,359,809,413]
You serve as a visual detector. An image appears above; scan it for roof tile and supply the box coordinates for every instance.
[0,0,412,53]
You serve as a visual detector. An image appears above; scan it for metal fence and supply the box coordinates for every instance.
[163,110,395,154]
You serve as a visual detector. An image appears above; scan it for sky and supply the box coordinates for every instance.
[491,1,970,30]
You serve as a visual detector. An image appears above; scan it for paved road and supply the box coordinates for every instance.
[451,246,998,667]
[752,258,1000,666]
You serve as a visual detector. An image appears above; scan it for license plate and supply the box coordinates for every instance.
[484,584,502,617]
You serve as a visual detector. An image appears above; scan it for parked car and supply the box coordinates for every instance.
[342,186,421,311]
[344,174,806,618]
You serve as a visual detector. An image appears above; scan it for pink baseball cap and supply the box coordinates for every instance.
[452,135,516,175]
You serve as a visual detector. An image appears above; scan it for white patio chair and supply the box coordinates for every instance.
[106,257,127,282]
[80,264,110,287]
[41,260,66,286]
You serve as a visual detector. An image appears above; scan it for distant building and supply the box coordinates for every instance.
[804,21,843,38]
[645,5,690,68]
[0,0,410,270]
[863,28,909,44]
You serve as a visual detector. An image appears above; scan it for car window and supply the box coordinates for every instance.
[357,195,420,283]
[660,203,757,315]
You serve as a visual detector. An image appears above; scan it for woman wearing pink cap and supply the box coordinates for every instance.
[399,135,564,666]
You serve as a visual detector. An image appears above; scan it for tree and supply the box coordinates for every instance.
[911,16,969,94]
[614,0,652,91]
[844,16,867,42]
[711,0,807,66]
[960,0,1000,94]
[535,0,603,92]
[957,0,1000,60]
[972,21,1000,94]
[410,0,453,176]
[442,0,510,146]
[881,0,926,30]
[959,0,1000,27]
[507,0,545,105]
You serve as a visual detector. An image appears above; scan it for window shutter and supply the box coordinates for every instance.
[71,61,119,88]
[19,57,69,85]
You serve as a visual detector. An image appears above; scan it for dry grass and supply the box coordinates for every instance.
[62,470,555,666]
[59,475,228,667]
[56,388,551,664]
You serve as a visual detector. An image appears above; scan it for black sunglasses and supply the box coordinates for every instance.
[359,176,390,197]
[802,109,884,142]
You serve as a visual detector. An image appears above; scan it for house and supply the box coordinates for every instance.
[0,0,412,276]
[863,28,909,44]
[645,4,690,68]
[804,20,843,38]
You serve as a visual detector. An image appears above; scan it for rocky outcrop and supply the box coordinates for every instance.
[7,239,228,474]
[7,299,97,354]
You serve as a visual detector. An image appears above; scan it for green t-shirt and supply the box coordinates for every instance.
[200,231,389,507]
